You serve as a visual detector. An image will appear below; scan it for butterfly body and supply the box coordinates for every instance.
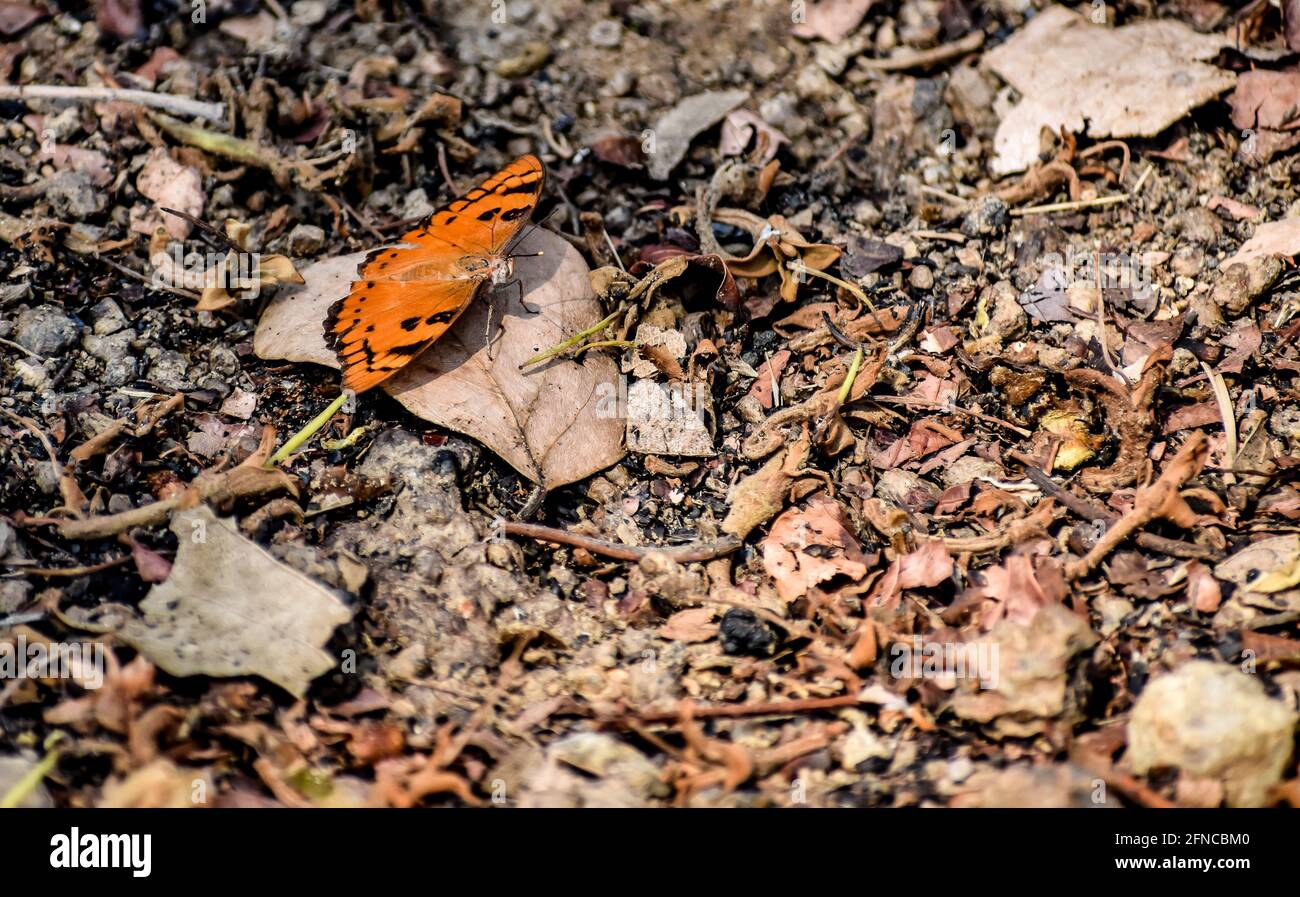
[326,154,544,393]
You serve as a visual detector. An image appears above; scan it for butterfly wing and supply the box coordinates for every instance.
[326,154,544,393]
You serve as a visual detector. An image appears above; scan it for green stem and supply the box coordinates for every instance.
[0,732,65,808]
[269,392,349,466]
[788,261,877,311]
[574,339,640,357]
[837,348,864,406]
[520,308,625,368]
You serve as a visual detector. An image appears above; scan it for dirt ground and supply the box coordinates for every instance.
[4,0,1300,808]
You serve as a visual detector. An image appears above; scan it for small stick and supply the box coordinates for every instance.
[502,521,741,563]
[1010,194,1129,217]
[837,348,864,405]
[0,84,225,122]
[871,395,1033,437]
[0,337,42,361]
[633,694,860,723]
[4,556,130,577]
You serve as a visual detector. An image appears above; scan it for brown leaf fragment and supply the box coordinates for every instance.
[761,495,869,602]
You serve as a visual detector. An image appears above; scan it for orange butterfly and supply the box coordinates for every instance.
[326,154,545,393]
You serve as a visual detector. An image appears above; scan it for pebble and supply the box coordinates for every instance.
[45,170,108,218]
[908,264,935,291]
[286,223,326,256]
[960,195,1009,238]
[588,19,622,48]
[147,349,193,390]
[1127,661,1296,807]
[16,305,82,356]
[89,298,127,335]
[1175,206,1222,245]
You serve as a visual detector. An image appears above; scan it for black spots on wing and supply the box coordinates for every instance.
[476,207,499,221]
[426,310,456,325]
[400,316,421,332]
[500,206,528,222]
[444,215,457,225]
[388,342,427,357]
[365,324,375,333]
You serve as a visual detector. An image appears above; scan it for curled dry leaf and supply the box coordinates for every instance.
[761,494,869,602]
[1228,71,1300,133]
[115,506,352,697]
[646,89,749,180]
[713,209,842,303]
[254,228,626,489]
[983,6,1234,175]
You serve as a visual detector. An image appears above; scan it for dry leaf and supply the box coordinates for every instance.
[116,506,352,697]
[253,228,626,489]
[135,148,204,240]
[646,89,749,180]
[984,6,1234,174]
[949,604,1099,738]
[791,0,875,43]
[761,494,869,602]
[1228,71,1300,133]
[1220,217,1300,269]
[657,608,719,643]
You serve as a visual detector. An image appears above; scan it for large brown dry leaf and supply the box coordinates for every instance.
[253,228,625,489]
[866,538,952,609]
[761,494,869,602]
[116,506,352,697]
[1220,217,1300,269]
[984,6,1234,174]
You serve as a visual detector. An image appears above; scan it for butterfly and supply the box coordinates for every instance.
[326,154,545,393]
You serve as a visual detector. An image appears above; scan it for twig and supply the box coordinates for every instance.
[520,308,625,368]
[870,395,1033,437]
[4,556,130,577]
[1065,432,1209,580]
[854,30,984,71]
[502,521,741,563]
[632,694,861,723]
[0,337,42,361]
[270,392,349,466]
[1010,194,1129,217]
[0,84,225,122]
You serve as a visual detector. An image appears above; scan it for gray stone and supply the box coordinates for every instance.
[89,298,128,335]
[147,349,193,390]
[45,170,108,218]
[588,19,622,48]
[16,305,82,356]
[961,196,1009,238]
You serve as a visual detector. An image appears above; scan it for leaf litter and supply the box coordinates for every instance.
[4,0,1300,811]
